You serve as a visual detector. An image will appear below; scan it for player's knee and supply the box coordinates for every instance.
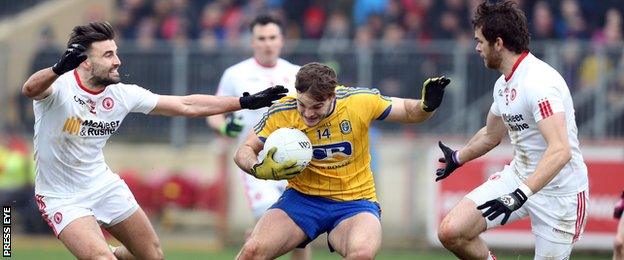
[238,240,267,260]
[437,220,463,246]
[346,247,376,260]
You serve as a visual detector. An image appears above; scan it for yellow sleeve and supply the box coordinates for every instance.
[339,87,392,122]
[253,98,296,140]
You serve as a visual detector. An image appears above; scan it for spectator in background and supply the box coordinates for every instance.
[556,0,590,39]
[319,11,350,53]
[431,0,469,40]
[353,0,387,27]
[531,1,556,40]
[592,8,623,51]
[401,0,434,41]
[302,3,325,39]
[559,41,582,93]
[135,17,158,50]
[383,0,402,25]
[197,2,225,42]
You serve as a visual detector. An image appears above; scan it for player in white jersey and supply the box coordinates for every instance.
[206,15,310,260]
[434,2,588,259]
[22,21,287,260]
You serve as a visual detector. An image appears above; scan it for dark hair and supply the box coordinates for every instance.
[295,62,338,101]
[472,0,529,54]
[67,21,115,49]
[249,14,283,33]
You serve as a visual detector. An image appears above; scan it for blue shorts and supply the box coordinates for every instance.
[269,188,381,249]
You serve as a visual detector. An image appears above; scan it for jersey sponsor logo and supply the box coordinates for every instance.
[340,120,352,134]
[312,141,352,160]
[102,97,114,110]
[502,113,529,132]
[73,95,96,114]
[80,120,121,136]
[62,117,121,136]
[62,117,82,135]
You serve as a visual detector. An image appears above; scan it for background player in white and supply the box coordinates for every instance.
[22,21,287,260]
[206,14,310,260]
[434,1,589,259]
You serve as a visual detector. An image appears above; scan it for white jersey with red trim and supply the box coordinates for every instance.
[216,58,299,144]
[489,52,588,196]
[33,70,158,197]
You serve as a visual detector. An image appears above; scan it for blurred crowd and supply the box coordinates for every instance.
[109,0,624,112]
[112,0,624,48]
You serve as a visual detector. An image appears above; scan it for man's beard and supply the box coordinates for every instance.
[91,75,120,86]
[485,50,503,69]
[91,67,120,87]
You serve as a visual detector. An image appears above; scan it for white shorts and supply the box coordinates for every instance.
[239,170,287,219]
[465,165,589,244]
[35,178,139,237]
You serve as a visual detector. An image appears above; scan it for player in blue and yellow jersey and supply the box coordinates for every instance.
[234,62,450,259]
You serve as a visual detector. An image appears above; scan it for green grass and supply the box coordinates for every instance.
[9,236,611,259]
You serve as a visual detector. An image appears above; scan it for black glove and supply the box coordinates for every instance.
[615,191,624,219]
[52,44,87,75]
[436,141,462,181]
[420,76,450,112]
[239,85,288,109]
[219,114,243,137]
[477,188,528,225]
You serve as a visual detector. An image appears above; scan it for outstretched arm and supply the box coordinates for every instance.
[151,95,241,117]
[385,76,450,123]
[435,111,506,181]
[384,97,433,123]
[456,111,507,163]
[151,85,288,117]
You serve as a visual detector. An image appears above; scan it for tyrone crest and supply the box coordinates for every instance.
[340,120,352,134]
[102,97,114,110]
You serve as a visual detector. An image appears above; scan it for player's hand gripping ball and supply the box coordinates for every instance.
[252,128,313,180]
[260,128,313,168]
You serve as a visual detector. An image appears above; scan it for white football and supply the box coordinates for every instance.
[259,128,313,168]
